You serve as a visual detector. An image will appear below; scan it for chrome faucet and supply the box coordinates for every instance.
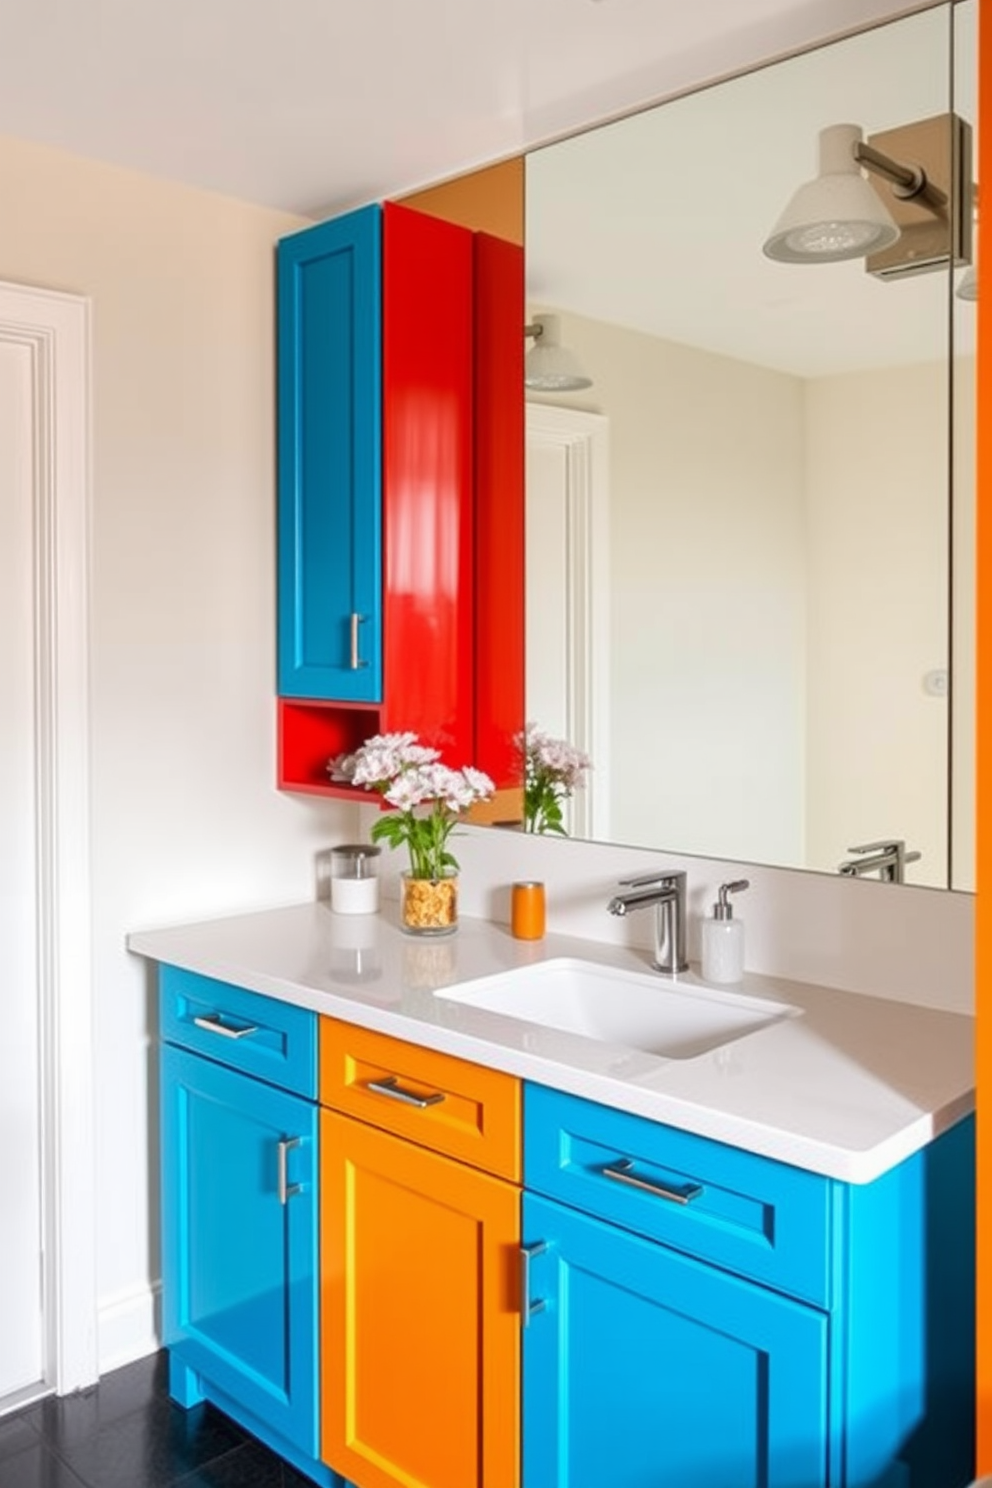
[607,871,688,976]
[838,839,921,884]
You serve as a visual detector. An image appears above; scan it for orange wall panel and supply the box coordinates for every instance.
[398,158,525,245]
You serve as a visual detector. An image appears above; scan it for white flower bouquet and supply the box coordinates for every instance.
[517,723,591,835]
[330,732,494,880]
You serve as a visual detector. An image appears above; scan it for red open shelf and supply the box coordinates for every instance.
[278,701,384,796]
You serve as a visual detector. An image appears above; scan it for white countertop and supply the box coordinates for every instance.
[127,899,975,1184]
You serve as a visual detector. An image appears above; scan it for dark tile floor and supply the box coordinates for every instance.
[0,1353,311,1488]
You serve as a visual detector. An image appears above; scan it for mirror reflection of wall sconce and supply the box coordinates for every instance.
[957,188,979,300]
[763,114,972,280]
[524,313,594,391]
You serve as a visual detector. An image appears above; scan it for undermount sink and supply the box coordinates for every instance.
[435,957,797,1059]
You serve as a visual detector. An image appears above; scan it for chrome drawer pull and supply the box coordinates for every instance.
[277,1136,302,1205]
[366,1075,446,1109]
[193,1013,260,1041]
[520,1241,548,1327]
[601,1158,703,1206]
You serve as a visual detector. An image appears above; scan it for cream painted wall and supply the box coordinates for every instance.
[0,133,357,1370]
[528,308,808,865]
[804,363,949,885]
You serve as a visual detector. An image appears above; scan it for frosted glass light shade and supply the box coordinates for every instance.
[525,314,593,391]
[763,124,901,264]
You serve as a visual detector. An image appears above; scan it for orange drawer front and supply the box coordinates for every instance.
[319,1018,521,1182]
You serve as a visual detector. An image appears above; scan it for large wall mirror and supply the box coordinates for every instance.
[524,0,977,891]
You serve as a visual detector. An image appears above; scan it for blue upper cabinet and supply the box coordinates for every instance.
[277,206,383,701]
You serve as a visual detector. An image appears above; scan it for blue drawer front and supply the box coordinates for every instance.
[525,1083,833,1308]
[160,965,317,1099]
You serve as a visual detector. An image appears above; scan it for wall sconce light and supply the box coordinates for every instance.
[524,314,593,391]
[763,114,972,280]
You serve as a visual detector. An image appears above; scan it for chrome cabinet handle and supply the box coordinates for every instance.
[277,1136,302,1205]
[601,1158,703,1206]
[520,1241,548,1327]
[349,612,368,670]
[366,1075,446,1109]
[193,1014,259,1040]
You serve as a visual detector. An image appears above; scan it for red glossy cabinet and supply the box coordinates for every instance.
[474,230,525,788]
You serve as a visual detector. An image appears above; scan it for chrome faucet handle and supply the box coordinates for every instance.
[845,839,921,864]
[608,869,688,975]
[619,870,685,889]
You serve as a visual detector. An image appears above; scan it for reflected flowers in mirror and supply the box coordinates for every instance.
[517,724,591,835]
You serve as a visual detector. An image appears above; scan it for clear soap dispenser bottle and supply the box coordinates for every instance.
[701,879,749,985]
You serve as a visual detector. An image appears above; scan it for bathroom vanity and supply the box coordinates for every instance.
[130,899,975,1488]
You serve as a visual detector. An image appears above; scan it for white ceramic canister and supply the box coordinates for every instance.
[330,843,381,914]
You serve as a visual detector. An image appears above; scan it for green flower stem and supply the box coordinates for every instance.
[524,777,568,835]
[370,804,461,879]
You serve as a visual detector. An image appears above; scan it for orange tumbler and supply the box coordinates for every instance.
[511,881,546,940]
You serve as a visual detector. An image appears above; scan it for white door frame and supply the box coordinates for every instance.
[525,402,611,840]
[0,281,98,1397]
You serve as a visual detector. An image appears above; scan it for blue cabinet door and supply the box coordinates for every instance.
[277,205,383,701]
[522,1191,828,1488]
[160,1044,322,1460]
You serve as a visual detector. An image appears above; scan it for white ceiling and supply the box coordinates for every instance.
[0,0,929,217]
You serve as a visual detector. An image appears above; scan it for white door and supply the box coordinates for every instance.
[0,281,96,1408]
[525,404,611,839]
[525,435,572,753]
[0,336,44,1396]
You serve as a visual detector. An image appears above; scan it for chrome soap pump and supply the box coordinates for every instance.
[701,879,749,985]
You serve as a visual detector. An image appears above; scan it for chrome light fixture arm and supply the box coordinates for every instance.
[853,140,943,211]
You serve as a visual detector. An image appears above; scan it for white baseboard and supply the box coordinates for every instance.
[97,1280,162,1376]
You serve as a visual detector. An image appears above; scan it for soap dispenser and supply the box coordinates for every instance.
[701,879,749,985]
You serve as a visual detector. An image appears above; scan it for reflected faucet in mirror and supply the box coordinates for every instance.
[838,839,922,883]
[607,871,688,977]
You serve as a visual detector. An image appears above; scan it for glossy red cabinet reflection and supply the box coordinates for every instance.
[474,231,525,788]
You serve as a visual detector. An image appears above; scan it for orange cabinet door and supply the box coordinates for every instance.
[320,1107,520,1488]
